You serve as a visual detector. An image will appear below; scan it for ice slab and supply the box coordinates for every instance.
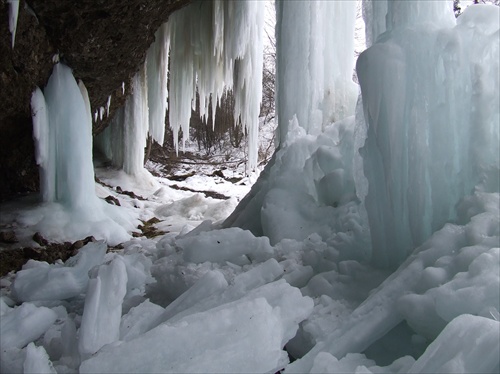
[81,296,296,373]
[23,343,57,374]
[178,227,273,264]
[0,303,57,349]
[11,241,107,302]
[78,257,127,359]
[409,314,500,373]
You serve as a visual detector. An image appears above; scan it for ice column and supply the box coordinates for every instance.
[362,0,388,48]
[122,65,149,176]
[31,63,99,210]
[357,2,499,267]
[31,88,52,202]
[275,1,358,143]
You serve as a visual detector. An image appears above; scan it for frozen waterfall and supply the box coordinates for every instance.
[10,1,499,373]
[275,0,358,142]
[357,2,499,267]
[97,0,265,174]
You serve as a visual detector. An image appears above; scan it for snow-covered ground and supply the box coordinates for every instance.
[1,114,498,374]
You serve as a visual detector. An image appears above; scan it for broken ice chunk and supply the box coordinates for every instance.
[11,241,107,302]
[78,257,127,359]
[0,303,57,349]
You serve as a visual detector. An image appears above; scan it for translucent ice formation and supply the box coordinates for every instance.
[99,0,265,173]
[275,1,358,141]
[167,1,264,169]
[30,64,96,208]
[357,3,500,267]
[7,0,19,48]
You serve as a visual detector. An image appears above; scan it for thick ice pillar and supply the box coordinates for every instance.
[276,0,358,143]
[32,63,98,210]
[357,2,499,268]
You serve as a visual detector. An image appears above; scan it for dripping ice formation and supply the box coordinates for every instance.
[357,1,499,267]
[97,0,264,174]
[1,1,499,373]
[32,63,97,209]
[275,0,358,141]
[167,0,264,168]
[7,0,19,48]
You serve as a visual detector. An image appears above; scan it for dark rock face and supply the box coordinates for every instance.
[0,0,191,200]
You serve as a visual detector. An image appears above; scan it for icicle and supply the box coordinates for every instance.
[106,95,111,117]
[7,0,19,48]
[99,106,105,121]
[146,23,170,145]
[122,82,125,95]
[276,1,357,143]
[94,111,98,123]
[121,64,149,176]
[78,80,92,130]
[31,87,52,202]
[167,0,265,169]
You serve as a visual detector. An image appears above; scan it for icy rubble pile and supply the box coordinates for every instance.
[1,235,314,373]
[96,0,264,174]
[1,187,498,373]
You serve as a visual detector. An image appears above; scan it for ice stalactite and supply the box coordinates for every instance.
[146,23,170,146]
[99,0,265,176]
[356,2,499,268]
[275,0,358,143]
[167,0,264,169]
[122,65,149,176]
[7,0,19,48]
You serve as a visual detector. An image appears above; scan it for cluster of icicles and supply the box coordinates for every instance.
[96,0,264,174]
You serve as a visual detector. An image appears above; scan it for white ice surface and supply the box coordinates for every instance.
[11,241,107,302]
[7,0,19,48]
